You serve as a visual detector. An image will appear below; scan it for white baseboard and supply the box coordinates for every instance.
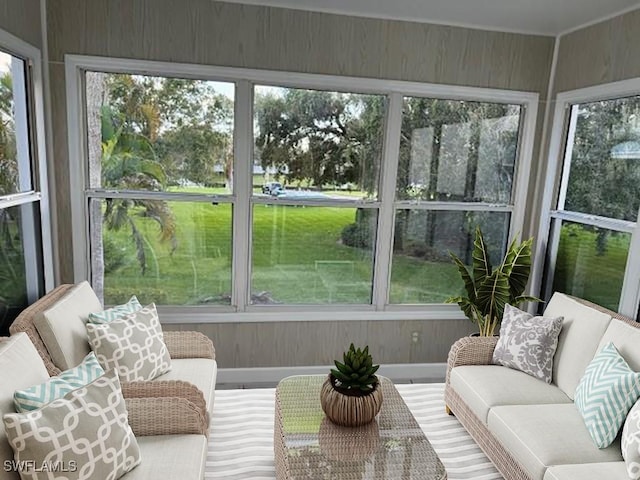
[217,363,447,386]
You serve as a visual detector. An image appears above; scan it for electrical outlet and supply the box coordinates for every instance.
[411,331,420,343]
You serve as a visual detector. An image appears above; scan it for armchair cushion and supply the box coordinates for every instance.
[33,281,102,370]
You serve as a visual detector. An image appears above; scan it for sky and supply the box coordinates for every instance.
[0,52,11,74]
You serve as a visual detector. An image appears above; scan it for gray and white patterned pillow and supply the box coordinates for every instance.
[492,304,563,383]
[86,303,171,382]
[3,370,140,480]
[623,399,640,480]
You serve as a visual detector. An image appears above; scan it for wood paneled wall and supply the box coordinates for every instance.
[555,8,640,93]
[0,0,42,49]
[45,0,554,368]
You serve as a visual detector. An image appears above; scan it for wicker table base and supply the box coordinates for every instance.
[274,375,447,480]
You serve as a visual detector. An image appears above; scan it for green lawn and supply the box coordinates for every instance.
[552,223,629,311]
[102,190,463,305]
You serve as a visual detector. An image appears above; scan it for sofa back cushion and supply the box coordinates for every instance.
[544,293,612,399]
[33,281,102,370]
[596,319,640,372]
[0,333,50,480]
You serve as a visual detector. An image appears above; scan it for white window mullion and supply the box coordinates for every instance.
[231,80,252,311]
[372,93,403,309]
[620,212,640,319]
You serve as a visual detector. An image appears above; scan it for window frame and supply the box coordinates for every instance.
[0,28,54,301]
[65,55,539,323]
[533,78,640,319]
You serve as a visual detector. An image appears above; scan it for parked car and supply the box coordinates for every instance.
[262,182,282,195]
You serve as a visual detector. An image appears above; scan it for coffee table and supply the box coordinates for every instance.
[274,375,447,479]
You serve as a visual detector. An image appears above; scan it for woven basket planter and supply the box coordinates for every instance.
[320,374,383,427]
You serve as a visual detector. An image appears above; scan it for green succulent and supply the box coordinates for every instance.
[330,343,380,393]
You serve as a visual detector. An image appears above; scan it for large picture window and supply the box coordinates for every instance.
[543,94,640,314]
[68,58,538,319]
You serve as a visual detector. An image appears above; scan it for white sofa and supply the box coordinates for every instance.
[445,292,639,480]
[0,333,209,480]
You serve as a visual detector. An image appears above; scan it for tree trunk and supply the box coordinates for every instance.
[86,72,106,302]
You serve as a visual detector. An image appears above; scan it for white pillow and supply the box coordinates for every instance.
[86,303,171,382]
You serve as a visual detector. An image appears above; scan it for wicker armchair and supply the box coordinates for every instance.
[9,284,216,432]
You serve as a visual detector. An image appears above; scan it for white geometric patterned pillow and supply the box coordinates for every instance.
[14,352,105,412]
[623,399,640,479]
[88,295,142,324]
[3,370,140,480]
[86,303,171,382]
[575,342,640,448]
[492,304,563,383]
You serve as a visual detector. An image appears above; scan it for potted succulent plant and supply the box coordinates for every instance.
[320,343,382,427]
[446,227,540,337]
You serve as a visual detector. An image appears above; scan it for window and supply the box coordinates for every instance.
[390,98,523,303]
[543,93,640,315]
[0,41,52,334]
[251,86,384,304]
[68,57,538,319]
[83,72,234,305]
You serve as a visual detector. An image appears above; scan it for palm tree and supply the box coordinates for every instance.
[100,106,176,275]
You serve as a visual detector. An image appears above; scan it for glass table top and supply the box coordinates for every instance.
[274,375,447,480]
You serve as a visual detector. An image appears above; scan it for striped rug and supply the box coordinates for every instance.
[205,383,503,480]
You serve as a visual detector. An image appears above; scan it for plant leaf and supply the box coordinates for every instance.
[472,227,492,287]
[501,237,533,300]
[448,252,476,301]
[476,270,510,324]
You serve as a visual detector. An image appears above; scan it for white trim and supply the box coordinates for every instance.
[216,363,447,385]
[86,189,234,203]
[251,196,380,208]
[531,99,569,300]
[0,27,55,293]
[0,192,41,209]
[549,210,635,233]
[509,101,539,243]
[558,4,640,37]
[65,55,539,104]
[393,201,512,212]
[158,304,465,323]
[556,76,640,104]
[231,80,252,309]
[372,93,403,308]
[556,105,578,210]
[65,59,90,281]
[620,207,640,318]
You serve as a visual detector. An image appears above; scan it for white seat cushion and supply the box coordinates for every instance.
[450,365,571,423]
[543,293,612,400]
[488,404,622,480]
[33,281,102,370]
[543,462,628,480]
[123,435,206,480]
[0,333,50,480]
[156,358,217,416]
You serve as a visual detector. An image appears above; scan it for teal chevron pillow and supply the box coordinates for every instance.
[575,342,640,448]
[13,352,105,412]
[88,296,142,324]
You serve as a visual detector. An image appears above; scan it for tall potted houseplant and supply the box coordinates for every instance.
[446,227,540,336]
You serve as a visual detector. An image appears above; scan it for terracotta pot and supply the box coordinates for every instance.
[319,374,383,427]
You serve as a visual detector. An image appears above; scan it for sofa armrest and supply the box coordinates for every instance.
[121,380,208,418]
[163,331,215,360]
[126,397,209,436]
[445,336,499,384]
